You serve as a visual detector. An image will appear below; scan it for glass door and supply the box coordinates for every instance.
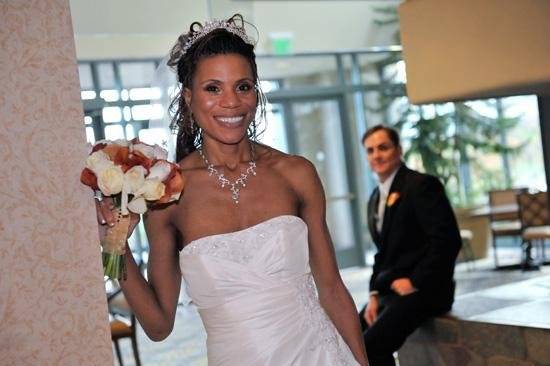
[264,97,365,268]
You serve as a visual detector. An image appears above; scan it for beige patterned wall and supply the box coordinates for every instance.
[0,1,113,365]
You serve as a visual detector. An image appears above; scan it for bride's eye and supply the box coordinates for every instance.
[237,82,253,93]
[205,84,220,93]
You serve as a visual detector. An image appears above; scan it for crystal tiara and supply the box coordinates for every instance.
[182,19,255,56]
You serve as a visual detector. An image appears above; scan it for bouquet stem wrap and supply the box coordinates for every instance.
[101,201,130,280]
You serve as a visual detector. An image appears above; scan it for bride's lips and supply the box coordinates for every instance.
[214,115,246,127]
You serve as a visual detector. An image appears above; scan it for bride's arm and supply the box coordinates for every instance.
[102,202,182,341]
[289,157,368,365]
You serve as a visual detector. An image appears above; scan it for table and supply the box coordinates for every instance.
[468,204,519,218]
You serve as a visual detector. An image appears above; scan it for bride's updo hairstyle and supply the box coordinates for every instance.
[167,14,266,162]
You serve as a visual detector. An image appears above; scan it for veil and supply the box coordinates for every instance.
[141,55,179,163]
[141,57,195,305]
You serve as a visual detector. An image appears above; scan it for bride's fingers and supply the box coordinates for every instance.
[97,197,116,226]
[94,194,140,235]
[95,199,107,225]
[106,197,118,226]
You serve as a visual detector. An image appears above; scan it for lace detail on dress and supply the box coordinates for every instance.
[181,215,302,264]
[296,275,357,366]
[182,234,265,264]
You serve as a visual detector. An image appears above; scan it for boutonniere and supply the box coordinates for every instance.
[387,192,400,207]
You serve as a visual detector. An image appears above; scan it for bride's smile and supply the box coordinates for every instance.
[213,114,246,128]
[184,53,258,145]
[214,115,245,124]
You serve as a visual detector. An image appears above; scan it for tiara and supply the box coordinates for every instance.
[182,19,255,56]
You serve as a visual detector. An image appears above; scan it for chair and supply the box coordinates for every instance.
[517,191,550,270]
[488,188,526,268]
[459,229,475,270]
[108,288,142,366]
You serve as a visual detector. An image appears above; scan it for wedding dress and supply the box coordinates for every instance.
[180,215,360,365]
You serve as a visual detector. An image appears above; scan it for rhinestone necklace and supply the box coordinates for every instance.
[198,145,257,204]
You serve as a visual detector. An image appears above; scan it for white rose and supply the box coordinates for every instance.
[132,143,168,160]
[97,165,124,196]
[128,196,148,214]
[85,150,113,175]
[123,166,147,194]
[136,179,165,201]
[147,160,172,182]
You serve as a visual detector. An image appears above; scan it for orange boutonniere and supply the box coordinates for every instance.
[387,192,400,207]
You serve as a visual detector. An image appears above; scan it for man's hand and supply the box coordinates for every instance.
[391,278,418,296]
[364,294,379,326]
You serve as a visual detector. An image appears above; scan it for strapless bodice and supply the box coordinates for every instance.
[179,215,359,366]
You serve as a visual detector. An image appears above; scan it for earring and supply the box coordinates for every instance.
[247,119,256,138]
[189,113,196,133]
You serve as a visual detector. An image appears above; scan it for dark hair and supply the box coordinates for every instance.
[167,14,267,162]
[361,124,400,147]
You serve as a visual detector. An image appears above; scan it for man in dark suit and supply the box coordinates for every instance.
[359,125,462,366]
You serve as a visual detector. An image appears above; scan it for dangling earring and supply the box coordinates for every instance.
[247,119,256,138]
[189,112,197,133]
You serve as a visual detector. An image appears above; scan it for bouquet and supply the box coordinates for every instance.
[81,138,184,280]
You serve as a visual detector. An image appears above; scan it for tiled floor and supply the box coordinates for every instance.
[398,270,550,365]
[113,248,550,366]
[455,275,550,329]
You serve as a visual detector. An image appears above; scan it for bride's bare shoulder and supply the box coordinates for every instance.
[177,150,204,175]
[256,144,317,181]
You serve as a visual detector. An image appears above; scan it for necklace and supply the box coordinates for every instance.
[198,145,257,204]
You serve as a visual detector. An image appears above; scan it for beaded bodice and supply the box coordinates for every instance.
[179,215,359,366]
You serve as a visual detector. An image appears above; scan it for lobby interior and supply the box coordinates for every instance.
[72,1,550,365]
[2,1,549,365]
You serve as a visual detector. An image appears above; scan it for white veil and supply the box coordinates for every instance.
[141,55,179,163]
[141,57,196,305]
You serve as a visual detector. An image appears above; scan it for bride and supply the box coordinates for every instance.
[97,14,368,366]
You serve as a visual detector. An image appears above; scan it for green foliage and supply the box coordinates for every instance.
[369,5,525,206]
[398,112,455,184]
[394,102,524,206]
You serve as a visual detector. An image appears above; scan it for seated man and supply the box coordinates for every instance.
[359,125,461,366]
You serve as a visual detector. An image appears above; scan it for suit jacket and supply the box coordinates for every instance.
[368,164,461,310]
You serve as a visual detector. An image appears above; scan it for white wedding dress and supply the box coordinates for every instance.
[180,215,360,366]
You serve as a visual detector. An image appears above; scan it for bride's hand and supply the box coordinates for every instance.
[95,196,141,240]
